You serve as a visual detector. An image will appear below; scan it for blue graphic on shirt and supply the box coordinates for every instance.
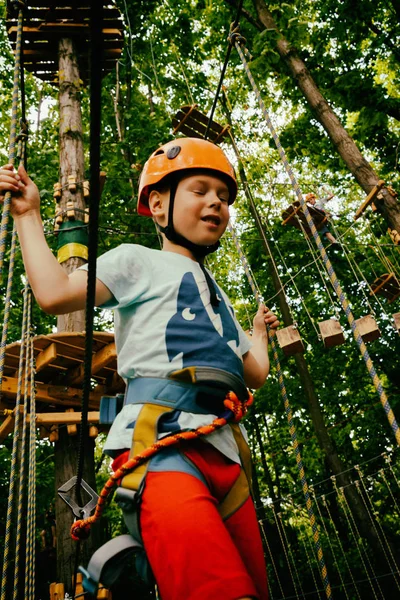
[165,271,244,379]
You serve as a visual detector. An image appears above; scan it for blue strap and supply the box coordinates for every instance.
[125,377,227,415]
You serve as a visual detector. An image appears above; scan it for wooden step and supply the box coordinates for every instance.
[318,319,345,348]
[276,326,305,356]
[282,201,328,235]
[355,315,381,343]
[370,273,400,304]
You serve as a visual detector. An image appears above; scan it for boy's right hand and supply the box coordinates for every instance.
[0,164,40,217]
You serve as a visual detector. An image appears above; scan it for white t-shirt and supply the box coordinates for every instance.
[82,244,252,462]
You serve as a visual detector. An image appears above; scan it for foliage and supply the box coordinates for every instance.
[0,0,399,597]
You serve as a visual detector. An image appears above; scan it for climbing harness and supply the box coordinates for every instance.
[74,367,253,595]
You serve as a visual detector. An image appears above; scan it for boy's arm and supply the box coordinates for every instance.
[0,164,112,314]
[242,304,279,389]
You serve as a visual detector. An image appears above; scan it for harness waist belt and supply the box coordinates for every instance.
[125,377,228,415]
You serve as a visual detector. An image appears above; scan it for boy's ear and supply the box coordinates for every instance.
[148,189,167,223]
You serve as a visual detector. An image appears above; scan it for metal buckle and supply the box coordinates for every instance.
[58,476,99,520]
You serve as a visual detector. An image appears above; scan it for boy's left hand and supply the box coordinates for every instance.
[253,304,279,337]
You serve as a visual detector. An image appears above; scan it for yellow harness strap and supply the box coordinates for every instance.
[121,399,252,520]
[218,423,252,520]
[121,404,173,490]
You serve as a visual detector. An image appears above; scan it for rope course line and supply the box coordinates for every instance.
[269,504,302,598]
[320,494,362,600]
[259,520,284,599]
[1,282,30,600]
[26,291,36,600]
[227,220,333,599]
[332,478,383,600]
[278,510,307,599]
[354,465,400,589]
[0,0,25,280]
[231,31,400,448]
[309,486,352,600]
[261,211,337,312]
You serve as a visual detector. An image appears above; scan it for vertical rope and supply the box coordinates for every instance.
[26,294,36,600]
[259,518,283,599]
[354,467,400,588]
[310,486,351,600]
[1,282,30,600]
[0,227,18,388]
[0,2,25,278]
[23,291,34,600]
[228,221,332,598]
[0,128,28,390]
[332,478,382,600]
[232,36,400,448]
[320,494,362,600]
[269,504,299,597]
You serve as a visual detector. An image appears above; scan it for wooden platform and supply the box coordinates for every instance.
[172,105,230,144]
[370,273,400,303]
[6,2,123,83]
[0,331,124,415]
[281,201,328,235]
[354,180,385,221]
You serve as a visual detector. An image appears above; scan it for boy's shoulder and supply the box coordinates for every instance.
[105,243,160,259]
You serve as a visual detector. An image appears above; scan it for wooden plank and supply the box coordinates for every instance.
[8,24,122,34]
[0,413,16,441]
[276,326,305,356]
[354,180,385,221]
[370,273,400,302]
[0,411,100,442]
[173,112,225,140]
[318,319,345,348]
[393,313,400,333]
[1,376,101,409]
[66,342,117,386]
[34,411,99,425]
[371,272,394,295]
[282,202,303,226]
[21,7,121,20]
[355,315,381,343]
[36,342,57,373]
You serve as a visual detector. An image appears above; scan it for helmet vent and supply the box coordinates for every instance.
[166,146,181,159]
[154,149,165,156]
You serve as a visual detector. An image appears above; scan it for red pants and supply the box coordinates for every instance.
[118,440,269,600]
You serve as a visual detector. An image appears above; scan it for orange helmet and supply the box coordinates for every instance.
[137,137,237,216]
[305,192,316,202]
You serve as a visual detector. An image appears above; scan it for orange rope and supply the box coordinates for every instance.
[71,390,253,541]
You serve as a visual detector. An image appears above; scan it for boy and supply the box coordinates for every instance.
[305,191,337,244]
[0,137,278,600]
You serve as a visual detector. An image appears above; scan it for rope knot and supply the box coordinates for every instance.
[223,390,253,422]
[228,23,246,47]
[70,519,91,542]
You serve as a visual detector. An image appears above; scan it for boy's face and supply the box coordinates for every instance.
[152,172,231,248]
[174,173,230,246]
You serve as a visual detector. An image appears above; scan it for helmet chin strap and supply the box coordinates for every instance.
[156,177,220,259]
[156,177,221,306]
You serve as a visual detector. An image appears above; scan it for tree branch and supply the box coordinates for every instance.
[223,0,263,31]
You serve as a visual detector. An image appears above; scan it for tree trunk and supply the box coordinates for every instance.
[54,37,99,595]
[251,413,279,505]
[251,0,400,234]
